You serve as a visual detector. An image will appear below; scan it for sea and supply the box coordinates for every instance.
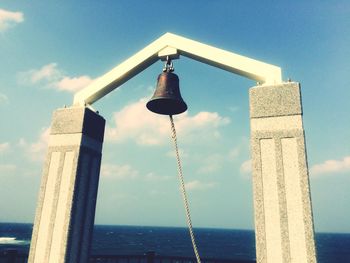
[0,223,350,262]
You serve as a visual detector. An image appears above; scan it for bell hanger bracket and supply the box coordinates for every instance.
[158,46,179,61]
[163,56,174,72]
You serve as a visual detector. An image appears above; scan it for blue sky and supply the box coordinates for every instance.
[0,1,349,233]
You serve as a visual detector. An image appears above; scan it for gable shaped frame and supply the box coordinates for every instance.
[73,32,282,106]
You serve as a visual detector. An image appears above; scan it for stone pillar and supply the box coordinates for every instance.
[28,106,105,263]
[249,82,317,263]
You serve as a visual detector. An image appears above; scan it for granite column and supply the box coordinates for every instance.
[28,106,105,263]
[249,82,317,263]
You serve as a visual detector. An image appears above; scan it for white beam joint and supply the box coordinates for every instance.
[158,46,179,60]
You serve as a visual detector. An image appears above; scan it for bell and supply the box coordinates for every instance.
[146,71,187,115]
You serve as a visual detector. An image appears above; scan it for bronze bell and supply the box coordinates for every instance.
[146,71,187,115]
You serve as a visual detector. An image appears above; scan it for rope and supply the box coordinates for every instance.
[169,115,201,263]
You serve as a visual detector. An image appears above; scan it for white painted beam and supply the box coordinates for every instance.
[165,33,282,85]
[73,34,169,106]
[73,32,282,106]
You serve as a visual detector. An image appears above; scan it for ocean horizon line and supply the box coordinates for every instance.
[1,222,349,234]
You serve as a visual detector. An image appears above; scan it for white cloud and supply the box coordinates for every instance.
[29,127,50,161]
[175,111,230,137]
[105,97,169,145]
[0,93,9,105]
[0,142,10,153]
[166,148,188,159]
[0,164,16,174]
[228,147,240,161]
[238,156,350,178]
[17,138,26,147]
[19,127,50,162]
[196,153,225,174]
[240,159,252,174]
[185,180,217,191]
[18,63,93,93]
[145,172,173,181]
[56,76,94,92]
[101,163,139,180]
[0,9,24,32]
[29,63,61,83]
[106,97,230,146]
[310,156,350,176]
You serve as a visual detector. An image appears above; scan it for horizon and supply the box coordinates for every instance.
[1,222,350,235]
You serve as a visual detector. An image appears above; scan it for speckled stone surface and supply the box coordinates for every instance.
[51,107,105,142]
[250,83,317,263]
[249,82,302,118]
[28,106,105,263]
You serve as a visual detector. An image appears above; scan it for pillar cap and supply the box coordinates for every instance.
[51,106,105,142]
[249,82,302,118]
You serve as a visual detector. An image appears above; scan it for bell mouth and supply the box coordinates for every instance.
[146,97,187,115]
